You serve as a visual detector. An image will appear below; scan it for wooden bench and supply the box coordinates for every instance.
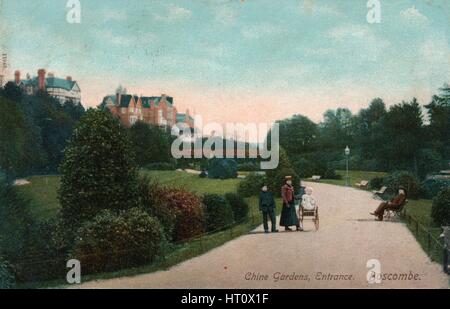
[355,180,369,189]
[372,186,387,199]
[311,175,321,182]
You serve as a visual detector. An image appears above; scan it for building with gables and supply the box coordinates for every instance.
[12,69,81,104]
[103,93,194,128]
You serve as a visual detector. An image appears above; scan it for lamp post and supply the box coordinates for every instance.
[345,146,350,186]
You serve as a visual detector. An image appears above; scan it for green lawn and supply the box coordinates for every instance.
[15,170,242,221]
[313,170,387,189]
[15,175,61,221]
[142,170,241,195]
[402,199,445,265]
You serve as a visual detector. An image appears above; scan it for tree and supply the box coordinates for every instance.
[128,122,171,167]
[59,109,139,230]
[354,98,387,161]
[265,147,299,196]
[277,115,318,157]
[378,98,425,173]
[0,97,45,177]
[1,82,23,102]
[424,86,450,157]
[319,108,354,150]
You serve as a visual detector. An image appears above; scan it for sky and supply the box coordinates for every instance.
[0,0,449,125]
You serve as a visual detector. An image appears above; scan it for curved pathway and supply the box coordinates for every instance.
[77,182,449,289]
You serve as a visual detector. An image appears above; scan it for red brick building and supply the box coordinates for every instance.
[104,93,194,128]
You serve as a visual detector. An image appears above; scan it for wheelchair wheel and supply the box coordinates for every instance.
[314,210,319,231]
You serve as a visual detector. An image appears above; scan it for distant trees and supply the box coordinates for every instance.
[274,85,449,180]
[128,122,172,167]
[0,85,85,177]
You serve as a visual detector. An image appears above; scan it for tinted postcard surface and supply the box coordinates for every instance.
[0,0,449,290]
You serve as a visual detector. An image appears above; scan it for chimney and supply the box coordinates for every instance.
[14,70,21,85]
[38,69,46,91]
[116,93,121,106]
[66,76,72,81]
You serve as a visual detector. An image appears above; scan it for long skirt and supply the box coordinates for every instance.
[280,201,299,227]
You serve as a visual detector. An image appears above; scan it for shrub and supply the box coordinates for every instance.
[292,157,315,179]
[238,162,260,172]
[0,181,33,264]
[323,168,341,180]
[237,172,266,198]
[382,171,422,199]
[207,158,238,179]
[431,187,450,226]
[422,177,450,199]
[138,176,177,240]
[0,257,15,289]
[266,148,299,196]
[145,162,176,171]
[224,193,249,222]
[369,177,385,190]
[70,208,164,274]
[202,194,234,231]
[15,217,69,283]
[199,170,208,178]
[59,109,139,231]
[141,182,205,242]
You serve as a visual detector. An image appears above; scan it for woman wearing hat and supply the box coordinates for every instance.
[280,176,302,231]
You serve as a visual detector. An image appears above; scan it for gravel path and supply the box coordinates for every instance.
[77,182,449,289]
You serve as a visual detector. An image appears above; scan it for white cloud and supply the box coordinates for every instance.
[326,24,391,62]
[241,23,285,40]
[213,6,237,25]
[101,9,126,22]
[299,1,343,17]
[400,6,429,25]
[328,24,369,41]
[415,36,450,81]
[93,29,133,46]
[154,4,192,22]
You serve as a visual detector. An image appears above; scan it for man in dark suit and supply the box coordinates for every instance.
[259,185,279,233]
[371,186,407,221]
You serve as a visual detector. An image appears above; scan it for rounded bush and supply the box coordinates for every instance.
[224,193,249,222]
[138,176,177,240]
[0,257,15,289]
[324,168,341,180]
[431,187,450,226]
[266,148,299,196]
[422,178,450,199]
[237,172,266,198]
[207,158,238,179]
[70,208,164,274]
[141,181,205,242]
[202,194,234,231]
[369,177,385,190]
[383,171,422,199]
[267,167,300,197]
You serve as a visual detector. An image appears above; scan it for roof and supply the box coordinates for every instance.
[46,77,77,91]
[140,97,153,108]
[19,76,78,91]
[118,94,133,107]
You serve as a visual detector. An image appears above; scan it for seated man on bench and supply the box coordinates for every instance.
[370,186,407,221]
